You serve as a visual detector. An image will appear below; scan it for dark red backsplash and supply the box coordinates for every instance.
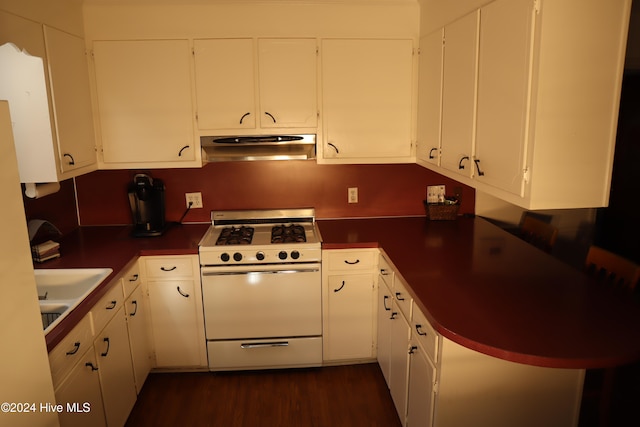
[24,161,475,227]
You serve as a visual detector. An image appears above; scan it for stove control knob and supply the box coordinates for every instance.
[278,251,288,260]
[233,252,243,262]
[291,250,300,260]
[221,253,230,262]
[256,251,265,261]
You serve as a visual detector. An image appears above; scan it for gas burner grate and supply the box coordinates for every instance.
[215,226,254,245]
[271,224,307,244]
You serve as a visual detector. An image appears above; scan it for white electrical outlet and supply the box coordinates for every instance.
[348,187,358,204]
[185,192,203,208]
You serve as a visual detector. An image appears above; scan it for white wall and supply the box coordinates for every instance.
[83,1,420,40]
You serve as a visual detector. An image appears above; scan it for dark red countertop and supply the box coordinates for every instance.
[317,216,640,369]
[38,223,209,351]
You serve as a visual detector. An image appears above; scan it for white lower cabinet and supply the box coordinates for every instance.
[93,307,137,427]
[322,249,377,362]
[125,285,152,394]
[143,255,207,368]
[407,338,436,427]
[50,315,106,427]
[388,300,411,425]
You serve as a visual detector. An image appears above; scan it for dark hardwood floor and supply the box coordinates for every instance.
[125,363,401,427]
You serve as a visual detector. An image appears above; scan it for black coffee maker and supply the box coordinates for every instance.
[128,174,167,237]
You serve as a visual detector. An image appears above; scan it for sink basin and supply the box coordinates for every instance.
[35,268,112,333]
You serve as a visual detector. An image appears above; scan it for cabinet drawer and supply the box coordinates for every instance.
[393,278,412,321]
[208,336,322,371]
[90,283,124,336]
[412,304,439,364]
[378,255,394,291]
[144,256,195,279]
[121,261,141,299]
[326,250,376,271]
[49,314,93,386]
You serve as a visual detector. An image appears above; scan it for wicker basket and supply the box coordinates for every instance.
[423,200,459,221]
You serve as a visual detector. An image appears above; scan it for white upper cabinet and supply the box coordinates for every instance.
[416,29,444,166]
[418,0,631,209]
[0,11,97,183]
[193,38,317,133]
[320,39,415,163]
[43,26,97,176]
[472,0,532,196]
[92,39,199,168]
[439,12,478,178]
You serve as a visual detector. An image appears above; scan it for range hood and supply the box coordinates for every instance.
[201,134,316,162]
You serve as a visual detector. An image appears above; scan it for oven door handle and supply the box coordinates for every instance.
[202,268,320,276]
[240,341,289,349]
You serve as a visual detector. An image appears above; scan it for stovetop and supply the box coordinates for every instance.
[198,209,322,265]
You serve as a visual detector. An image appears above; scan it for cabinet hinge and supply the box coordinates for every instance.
[523,167,530,183]
[533,0,541,14]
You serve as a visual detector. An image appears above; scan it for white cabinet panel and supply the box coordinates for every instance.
[193,38,255,130]
[416,29,444,166]
[94,307,137,427]
[473,0,533,196]
[321,39,414,163]
[125,285,151,394]
[439,11,478,179]
[93,39,197,167]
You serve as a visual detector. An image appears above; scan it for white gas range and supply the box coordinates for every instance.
[198,208,323,371]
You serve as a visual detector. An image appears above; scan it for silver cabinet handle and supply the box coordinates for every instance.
[240,341,289,349]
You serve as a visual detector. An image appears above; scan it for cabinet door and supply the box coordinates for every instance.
[321,39,413,162]
[94,307,137,427]
[147,279,203,367]
[389,302,411,425]
[54,350,106,427]
[93,40,195,164]
[440,12,479,178]
[407,343,436,427]
[377,277,393,385]
[417,29,444,165]
[325,274,375,361]
[43,26,96,176]
[258,38,317,129]
[473,0,533,196]
[126,285,151,395]
[193,38,256,130]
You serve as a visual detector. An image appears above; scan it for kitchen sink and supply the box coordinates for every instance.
[35,268,112,333]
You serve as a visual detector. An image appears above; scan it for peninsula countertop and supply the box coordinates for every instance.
[39,217,640,369]
[317,216,640,369]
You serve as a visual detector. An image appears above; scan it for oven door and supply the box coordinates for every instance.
[201,263,322,340]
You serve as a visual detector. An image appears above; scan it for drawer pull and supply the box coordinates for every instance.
[409,345,418,355]
[66,342,81,356]
[415,324,428,336]
[161,266,177,272]
[240,341,289,349]
[177,286,190,298]
[85,362,99,372]
[380,269,390,276]
[106,300,117,310]
[390,312,398,320]
[383,295,391,311]
[344,259,360,265]
[129,274,139,282]
[101,337,110,357]
[129,300,138,317]
[334,281,345,293]
[395,292,405,301]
